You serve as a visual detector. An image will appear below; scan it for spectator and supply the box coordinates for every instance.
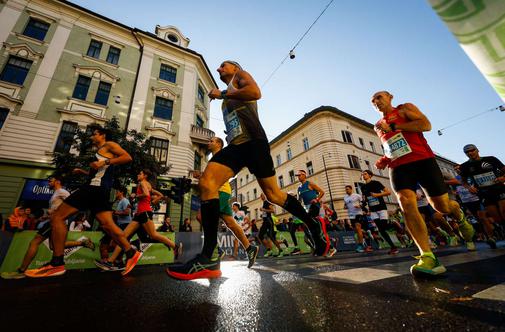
[114,187,132,229]
[180,218,193,232]
[277,218,288,232]
[69,212,91,231]
[3,206,27,232]
[157,216,175,232]
[24,208,38,230]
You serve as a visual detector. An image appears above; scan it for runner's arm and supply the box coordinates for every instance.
[309,182,325,202]
[395,103,431,132]
[210,71,261,101]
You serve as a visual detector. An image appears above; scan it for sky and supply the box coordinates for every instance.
[71,0,505,164]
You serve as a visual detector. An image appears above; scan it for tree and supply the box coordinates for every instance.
[52,117,170,190]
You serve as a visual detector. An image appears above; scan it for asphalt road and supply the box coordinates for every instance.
[1,242,504,331]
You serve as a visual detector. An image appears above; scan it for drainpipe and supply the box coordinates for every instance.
[125,29,144,132]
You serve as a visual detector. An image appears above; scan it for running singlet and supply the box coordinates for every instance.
[221,74,267,145]
[233,210,250,235]
[89,153,115,188]
[460,156,504,191]
[361,180,387,212]
[49,188,70,214]
[375,107,434,168]
[297,181,318,205]
[454,176,479,203]
[136,185,152,214]
[343,194,363,218]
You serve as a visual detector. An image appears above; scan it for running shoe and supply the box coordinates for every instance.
[458,214,475,243]
[166,254,221,280]
[282,239,289,248]
[122,250,142,276]
[277,250,285,258]
[326,248,337,257]
[95,259,117,271]
[174,243,183,260]
[466,241,476,251]
[365,246,373,253]
[218,247,226,260]
[291,247,302,255]
[82,237,95,251]
[310,217,330,256]
[25,263,65,278]
[263,250,273,258]
[388,248,399,255]
[487,238,497,249]
[246,245,259,268]
[448,236,459,247]
[1,270,26,279]
[410,254,446,277]
[355,245,365,253]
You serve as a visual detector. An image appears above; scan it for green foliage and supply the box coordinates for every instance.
[52,117,169,189]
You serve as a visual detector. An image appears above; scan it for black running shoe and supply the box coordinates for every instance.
[246,245,259,268]
[309,218,330,256]
[166,255,221,280]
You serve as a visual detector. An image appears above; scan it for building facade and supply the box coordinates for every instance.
[235,106,399,221]
[0,0,217,227]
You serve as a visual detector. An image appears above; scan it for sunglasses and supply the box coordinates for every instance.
[465,149,476,154]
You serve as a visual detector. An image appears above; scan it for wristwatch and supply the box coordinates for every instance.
[220,90,228,99]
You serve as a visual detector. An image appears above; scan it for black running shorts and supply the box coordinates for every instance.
[462,200,483,216]
[350,215,366,229]
[64,185,112,214]
[210,139,275,178]
[390,158,447,197]
[133,211,153,224]
[258,217,275,241]
[479,187,505,207]
[37,222,52,239]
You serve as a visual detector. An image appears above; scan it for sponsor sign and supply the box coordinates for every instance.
[20,179,54,201]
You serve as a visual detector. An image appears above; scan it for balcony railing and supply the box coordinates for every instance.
[190,124,214,144]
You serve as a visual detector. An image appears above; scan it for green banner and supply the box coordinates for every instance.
[0,231,175,273]
[429,0,505,101]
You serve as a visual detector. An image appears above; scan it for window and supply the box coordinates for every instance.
[369,141,376,152]
[276,154,281,166]
[23,18,50,41]
[307,161,314,175]
[0,56,32,85]
[365,160,372,172]
[197,85,205,103]
[196,115,204,128]
[150,137,169,165]
[254,208,258,220]
[246,174,249,183]
[94,81,111,105]
[278,175,284,188]
[153,96,173,120]
[359,137,365,148]
[354,182,362,195]
[86,40,102,59]
[286,148,292,161]
[289,170,295,184]
[253,188,257,199]
[159,63,177,83]
[106,46,121,65]
[0,108,9,130]
[347,155,361,169]
[303,137,310,151]
[72,75,91,100]
[341,130,353,143]
[240,178,243,187]
[246,191,250,202]
[194,151,202,171]
[54,121,78,153]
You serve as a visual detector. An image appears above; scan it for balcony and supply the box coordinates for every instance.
[190,124,214,145]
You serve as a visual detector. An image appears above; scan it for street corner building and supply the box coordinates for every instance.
[0,0,217,226]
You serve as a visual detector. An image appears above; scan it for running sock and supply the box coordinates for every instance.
[282,194,316,228]
[201,199,220,260]
[50,255,64,266]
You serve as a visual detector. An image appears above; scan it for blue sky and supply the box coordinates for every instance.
[72,0,504,164]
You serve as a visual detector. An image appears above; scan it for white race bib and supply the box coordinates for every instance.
[367,196,380,206]
[384,132,412,160]
[473,171,497,187]
[223,108,243,144]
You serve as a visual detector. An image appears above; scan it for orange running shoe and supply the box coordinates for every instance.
[166,254,221,280]
[122,250,142,276]
[25,264,65,278]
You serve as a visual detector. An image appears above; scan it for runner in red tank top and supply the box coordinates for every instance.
[371,91,476,277]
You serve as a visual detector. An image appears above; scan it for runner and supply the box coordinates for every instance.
[25,125,141,278]
[258,193,289,257]
[459,144,505,242]
[343,185,368,253]
[360,170,399,254]
[166,61,329,280]
[95,169,182,275]
[2,175,94,279]
[371,91,475,277]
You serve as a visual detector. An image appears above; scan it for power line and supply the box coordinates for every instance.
[437,104,505,135]
[261,0,335,88]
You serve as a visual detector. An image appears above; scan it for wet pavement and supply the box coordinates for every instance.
[1,242,504,331]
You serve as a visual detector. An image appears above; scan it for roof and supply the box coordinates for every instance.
[269,105,375,145]
[57,0,218,87]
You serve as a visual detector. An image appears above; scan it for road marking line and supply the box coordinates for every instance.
[472,283,505,301]
[308,267,401,284]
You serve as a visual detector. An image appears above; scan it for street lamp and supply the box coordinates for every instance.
[321,154,335,212]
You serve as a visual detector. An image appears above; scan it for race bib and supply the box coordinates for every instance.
[367,196,380,206]
[223,108,243,144]
[473,171,497,187]
[383,132,412,160]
